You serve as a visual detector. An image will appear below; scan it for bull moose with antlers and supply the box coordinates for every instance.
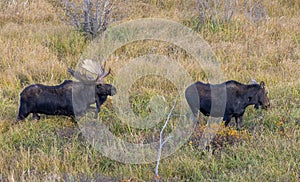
[16,59,116,123]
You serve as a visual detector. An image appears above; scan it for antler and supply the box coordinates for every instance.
[69,59,110,84]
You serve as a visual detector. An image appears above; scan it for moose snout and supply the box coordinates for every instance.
[111,86,117,96]
[264,100,271,109]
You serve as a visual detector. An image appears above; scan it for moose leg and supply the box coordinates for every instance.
[186,100,200,124]
[84,106,98,119]
[223,115,232,127]
[94,95,108,119]
[187,100,200,118]
[235,116,243,130]
[16,113,28,122]
[16,103,30,123]
[95,98,101,119]
[92,106,99,119]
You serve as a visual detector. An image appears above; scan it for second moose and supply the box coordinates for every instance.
[185,80,270,129]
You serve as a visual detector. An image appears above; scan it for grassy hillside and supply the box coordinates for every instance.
[0,0,299,181]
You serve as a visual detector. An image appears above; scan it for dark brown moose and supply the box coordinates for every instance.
[16,59,116,123]
[185,80,270,129]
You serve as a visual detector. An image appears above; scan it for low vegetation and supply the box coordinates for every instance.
[0,0,299,181]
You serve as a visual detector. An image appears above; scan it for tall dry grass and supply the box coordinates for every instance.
[0,0,299,181]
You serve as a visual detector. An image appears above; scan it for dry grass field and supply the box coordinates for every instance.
[0,0,299,181]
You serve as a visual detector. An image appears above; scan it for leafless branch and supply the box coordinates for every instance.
[154,99,177,181]
[56,0,115,39]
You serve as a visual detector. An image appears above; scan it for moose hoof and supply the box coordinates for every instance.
[32,114,40,121]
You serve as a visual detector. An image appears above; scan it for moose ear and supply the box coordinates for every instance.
[260,81,265,88]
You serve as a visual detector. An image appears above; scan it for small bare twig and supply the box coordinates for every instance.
[154,99,177,181]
